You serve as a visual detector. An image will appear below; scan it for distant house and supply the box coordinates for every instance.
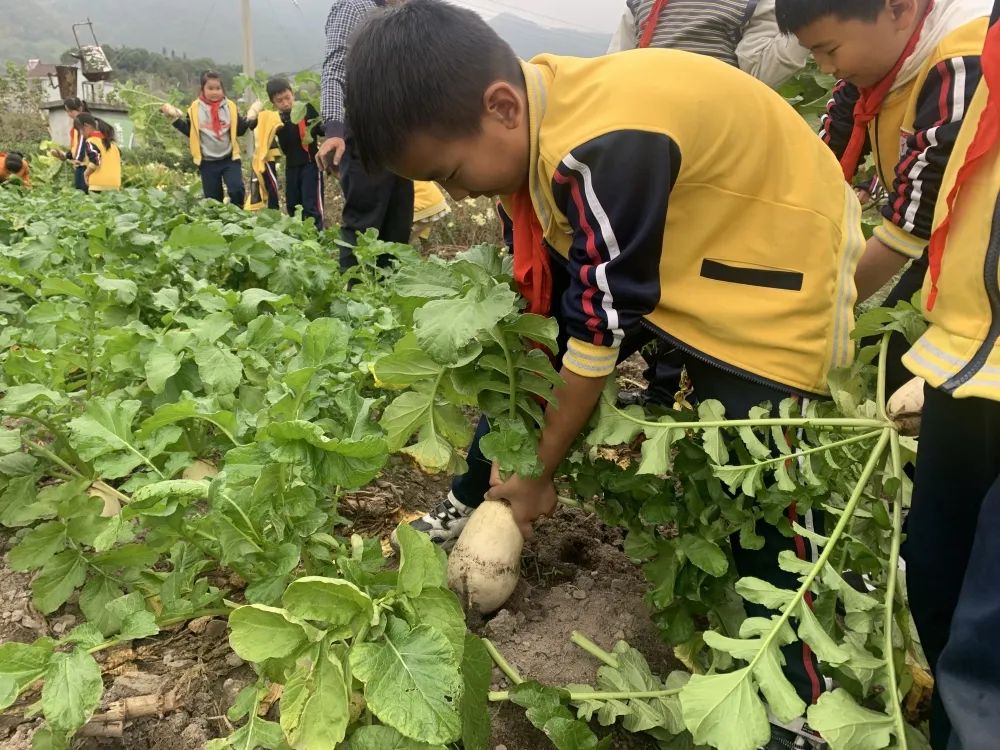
[40,100,134,149]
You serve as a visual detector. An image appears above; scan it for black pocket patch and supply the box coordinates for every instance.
[700,259,803,291]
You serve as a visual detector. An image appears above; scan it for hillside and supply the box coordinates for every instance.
[1,1,611,73]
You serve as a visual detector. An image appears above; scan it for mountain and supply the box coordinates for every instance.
[2,1,611,73]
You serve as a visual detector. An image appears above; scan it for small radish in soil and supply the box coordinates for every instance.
[888,377,924,437]
[447,500,523,614]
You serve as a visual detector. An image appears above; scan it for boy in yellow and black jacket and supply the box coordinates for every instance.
[897,4,1000,747]
[777,0,991,393]
[347,3,866,745]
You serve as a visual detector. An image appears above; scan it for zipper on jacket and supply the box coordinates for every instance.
[638,319,827,399]
[942,192,1000,393]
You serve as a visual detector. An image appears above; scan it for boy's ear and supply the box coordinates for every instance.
[483,82,524,130]
[888,0,919,29]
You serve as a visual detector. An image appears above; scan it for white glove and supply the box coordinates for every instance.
[247,100,263,119]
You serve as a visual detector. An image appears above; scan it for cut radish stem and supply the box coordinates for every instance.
[887,377,924,437]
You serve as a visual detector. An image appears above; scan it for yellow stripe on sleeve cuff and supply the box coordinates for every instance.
[873,222,927,260]
[564,337,619,378]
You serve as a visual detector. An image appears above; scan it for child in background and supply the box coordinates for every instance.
[250,77,325,227]
[412,180,451,241]
[0,152,30,186]
[76,114,121,192]
[161,71,254,207]
[49,97,89,192]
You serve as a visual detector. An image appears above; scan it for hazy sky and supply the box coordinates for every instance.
[449,0,621,33]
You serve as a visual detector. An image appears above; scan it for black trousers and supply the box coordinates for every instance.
[906,386,1000,749]
[199,158,245,208]
[73,164,89,193]
[286,161,324,230]
[338,132,414,270]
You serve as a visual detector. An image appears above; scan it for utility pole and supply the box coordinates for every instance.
[241,0,255,80]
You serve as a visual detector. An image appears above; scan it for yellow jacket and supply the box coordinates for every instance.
[245,109,282,211]
[186,99,241,165]
[83,135,121,192]
[823,15,988,259]
[903,73,1000,399]
[503,51,864,396]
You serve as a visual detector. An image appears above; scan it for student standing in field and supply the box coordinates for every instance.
[898,5,1000,747]
[609,0,809,86]
[76,114,121,193]
[49,97,90,192]
[777,0,991,394]
[248,77,326,228]
[349,4,866,746]
[316,0,414,269]
[160,71,254,207]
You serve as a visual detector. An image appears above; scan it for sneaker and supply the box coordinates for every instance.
[761,722,826,750]
[391,492,475,550]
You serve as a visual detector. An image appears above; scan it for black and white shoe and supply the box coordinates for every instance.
[761,721,826,749]
[391,492,475,550]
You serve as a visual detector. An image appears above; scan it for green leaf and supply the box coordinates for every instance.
[0,474,44,527]
[79,577,126,635]
[0,427,21,454]
[734,577,795,610]
[41,649,103,732]
[397,524,448,597]
[698,400,729,465]
[751,643,806,724]
[282,577,374,635]
[502,313,559,353]
[350,618,463,745]
[0,384,65,412]
[678,537,728,577]
[0,641,53,710]
[796,601,849,666]
[459,635,491,750]
[680,668,770,750]
[195,345,244,394]
[118,610,160,641]
[637,420,684,475]
[373,336,445,388]
[479,418,542,478]
[413,285,518,363]
[228,604,316,662]
[345,726,447,750]
[510,681,610,750]
[62,623,105,649]
[8,521,67,571]
[806,689,895,750]
[145,345,182,394]
[409,587,467,662]
[281,648,351,750]
[67,398,173,479]
[139,399,238,442]
[297,317,350,368]
[32,550,86,614]
[204,716,286,750]
[95,275,138,304]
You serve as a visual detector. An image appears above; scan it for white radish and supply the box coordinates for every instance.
[447,500,523,614]
[182,459,219,481]
[87,483,121,518]
[887,376,925,437]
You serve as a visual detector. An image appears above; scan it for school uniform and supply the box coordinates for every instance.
[0,153,30,186]
[173,98,252,207]
[277,104,325,228]
[246,110,283,212]
[486,49,863,706]
[822,0,990,393]
[902,11,1000,745]
[82,136,121,192]
[67,127,88,192]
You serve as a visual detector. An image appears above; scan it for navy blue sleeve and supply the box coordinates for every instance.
[83,141,101,166]
[819,79,866,171]
[172,117,191,137]
[550,129,679,359]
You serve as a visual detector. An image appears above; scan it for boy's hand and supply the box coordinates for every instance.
[854,186,872,205]
[247,100,263,120]
[317,137,346,172]
[160,104,183,119]
[486,474,558,539]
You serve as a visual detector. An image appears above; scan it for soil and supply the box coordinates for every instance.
[0,416,677,750]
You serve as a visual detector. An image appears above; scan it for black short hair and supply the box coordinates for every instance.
[4,152,24,174]
[345,0,521,171]
[266,77,292,101]
[200,70,226,95]
[63,97,88,112]
[775,0,883,34]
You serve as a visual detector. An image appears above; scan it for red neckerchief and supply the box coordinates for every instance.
[297,119,310,155]
[639,0,670,48]
[511,184,552,315]
[199,95,225,138]
[926,13,1000,310]
[839,1,935,180]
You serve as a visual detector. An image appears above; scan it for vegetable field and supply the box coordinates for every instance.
[0,108,930,750]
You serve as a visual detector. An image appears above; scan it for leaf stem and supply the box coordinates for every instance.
[86,606,233,655]
[570,631,618,668]
[489,688,683,702]
[484,638,524,685]
[493,325,518,420]
[884,430,908,746]
[876,333,892,422]
[720,430,882,471]
[218,492,264,547]
[746,429,891,673]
